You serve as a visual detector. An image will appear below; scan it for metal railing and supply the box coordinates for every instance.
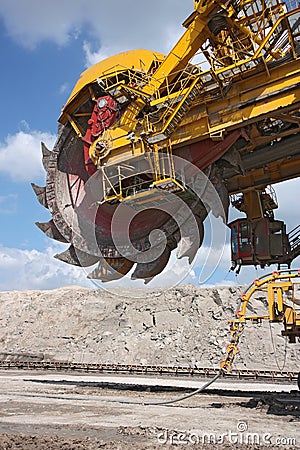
[288,224,300,253]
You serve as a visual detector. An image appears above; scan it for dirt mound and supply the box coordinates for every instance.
[0,285,299,370]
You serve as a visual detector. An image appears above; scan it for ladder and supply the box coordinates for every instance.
[288,224,300,260]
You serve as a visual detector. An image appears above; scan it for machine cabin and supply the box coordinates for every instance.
[229,218,291,269]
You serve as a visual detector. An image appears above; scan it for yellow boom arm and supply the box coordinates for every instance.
[221,269,300,372]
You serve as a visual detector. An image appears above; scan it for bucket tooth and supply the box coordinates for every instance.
[88,257,134,282]
[31,183,48,209]
[54,245,99,267]
[35,220,68,243]
[177,214,204,264]
[177,236,198,264]
[41,142,52,170]
[131,246,171,283]
[144,276,154,285]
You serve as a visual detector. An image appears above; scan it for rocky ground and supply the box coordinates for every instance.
[0,371,299,450]
[0,284,299,370]
[0,284,299,449]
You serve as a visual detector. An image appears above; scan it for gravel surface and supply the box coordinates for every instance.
[0,372,299,449]
[0,284,299,448]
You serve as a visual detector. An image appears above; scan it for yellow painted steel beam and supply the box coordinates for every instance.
[141,13,212,96]
[237,270,300,315]
[101,58,300,165]
[87,2,218,162]
[221,269,300,371]
[227,154,300,193]
[59,0,300,175]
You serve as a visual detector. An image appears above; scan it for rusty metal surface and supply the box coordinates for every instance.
[0,360,297,382]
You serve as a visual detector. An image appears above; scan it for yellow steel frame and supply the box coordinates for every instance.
[58,0,300,187]
[96,58,300,167]
[94,4,299,164]
[100,140,185,204]
[221,269,300,372]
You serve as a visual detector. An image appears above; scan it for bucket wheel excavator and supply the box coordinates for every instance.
[33,0,300,283]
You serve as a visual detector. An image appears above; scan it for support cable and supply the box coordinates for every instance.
[268,322,288,372]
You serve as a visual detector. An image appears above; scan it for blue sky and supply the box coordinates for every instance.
[0,0,299,291]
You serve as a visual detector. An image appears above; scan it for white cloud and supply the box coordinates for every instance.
[0,241,196,292]
[59,82,70,95]
[0,0,86,48]
[2,223,298,292]
[82,41,111,67]
[0,129,56,182]
[0,244,90,291]
[0,0,191,58]
[0,239,227,292]
[82,10,189,67]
